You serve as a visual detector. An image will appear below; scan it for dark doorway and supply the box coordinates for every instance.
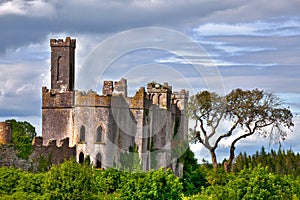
[79,152,84,164]
[96,153,102,168]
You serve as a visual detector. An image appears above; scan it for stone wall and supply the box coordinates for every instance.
[29,137,75,170]
[0,137,76,171]
[42,87,75,146]
[0,145,29,170]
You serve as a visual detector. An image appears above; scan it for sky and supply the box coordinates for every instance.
[0,0,299,163]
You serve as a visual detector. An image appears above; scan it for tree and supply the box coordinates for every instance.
[187,91,227,169]
[198,165,296,200]
[5,119,36,160]
[187,89,293,171]
[42,159,96,199]
[180,148,207,196]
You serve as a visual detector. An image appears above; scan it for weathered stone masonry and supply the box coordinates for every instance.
[0,37,189,176]
[0,133,75,171]
[41,37,189,175]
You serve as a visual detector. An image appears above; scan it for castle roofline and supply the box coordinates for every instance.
[50,37,76,48]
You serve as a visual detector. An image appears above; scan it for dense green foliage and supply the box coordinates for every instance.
[42,160,96,199]
[180,148,208,196]
[1,148,300,199]
[0,160,182,199]
[5,119,36,160]
[184,165,300,200]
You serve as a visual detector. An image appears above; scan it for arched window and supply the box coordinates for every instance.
[80,125,85,142]
[96,126,103,142]
[96,153,102,168]
[57,56,62,81]
[79,152,84,164]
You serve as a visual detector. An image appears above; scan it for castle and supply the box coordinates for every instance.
[1,37,189,175]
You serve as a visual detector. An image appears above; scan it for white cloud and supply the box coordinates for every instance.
[195,23,257,36]
[194,18,300,37]
[0,0,55,17]
[200,0,300,24]
[0,0,25,15]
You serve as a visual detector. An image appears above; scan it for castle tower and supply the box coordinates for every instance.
[42,37,76,146]
[50,37,76,91]
[147,82,172,110]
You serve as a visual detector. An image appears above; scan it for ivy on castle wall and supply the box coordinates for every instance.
[5,119,36,160]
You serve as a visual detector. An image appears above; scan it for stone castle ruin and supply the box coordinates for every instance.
[0,122,12,145]
[1,37,189,175]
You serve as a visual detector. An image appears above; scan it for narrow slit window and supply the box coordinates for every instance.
[80,125,85,142]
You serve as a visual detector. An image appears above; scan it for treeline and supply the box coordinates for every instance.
[185,165,300,200]
[1,149,300,199]
[232,146,300,175]
[183,147,300,199]
[0,159,182,200]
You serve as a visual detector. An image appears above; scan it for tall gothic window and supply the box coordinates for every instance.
[96,126,103,142]
[80,125,85,142]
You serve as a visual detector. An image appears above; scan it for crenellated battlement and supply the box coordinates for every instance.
[147,82,172,109]
[102,78,128,97]
[172,89,189,100]
[50,37,76,48]
[147,82,172,93]
[75,90,111,107]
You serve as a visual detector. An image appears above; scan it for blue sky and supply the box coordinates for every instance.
[0,0,299,163]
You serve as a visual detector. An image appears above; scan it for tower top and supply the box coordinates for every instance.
[50,36,76,91]
[50,37,76,48]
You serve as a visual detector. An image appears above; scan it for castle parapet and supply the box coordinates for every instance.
[32,136,43,147]
[50,37,76,48]
[147,82,172,109]
[103,78,128,97]
[172,89,189,111]
[147,82,172,93]
[172,89,189,100]
[75,90,111,107]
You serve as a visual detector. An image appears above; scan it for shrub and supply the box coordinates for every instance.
[41,159,96,199]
